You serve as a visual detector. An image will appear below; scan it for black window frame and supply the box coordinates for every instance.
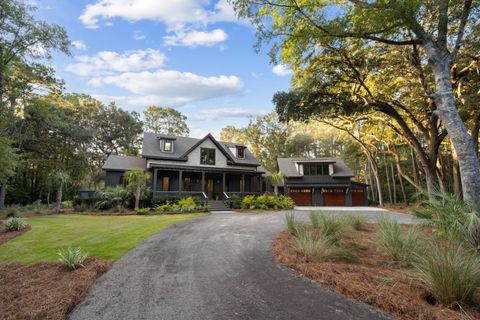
[303,163,330,176]
[200,148,216,165]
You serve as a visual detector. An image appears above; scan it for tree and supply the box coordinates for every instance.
[143,106,189,136]
[0,138,18,208]
[0,0,69,112]
[232,0,480,209]
[48,171,69,213]
[267,172,285,196]
[125,169,150,210]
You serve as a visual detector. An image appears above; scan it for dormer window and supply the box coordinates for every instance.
[236,146,245,159]
[161,139,173,153]
[302,163,330,176]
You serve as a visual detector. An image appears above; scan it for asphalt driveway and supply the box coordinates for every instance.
[70,209,412,320]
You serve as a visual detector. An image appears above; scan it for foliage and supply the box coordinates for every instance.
[61,201,73,208]
[412,242,480,305]
[0,138,18,183]
[57,246,88,270]
[4,217,28,232]
[3,207,17,218]
[154,196,204,213]
[135,207,151,215]
[152,195,183,207]
[95,187,130,212]
[309,212,349,242]
[240,193,294,209]
[285,212,304,237]
[294,227,357,262]
[178,197,198,213]
[143,106,189,136]
[376,217,420,266]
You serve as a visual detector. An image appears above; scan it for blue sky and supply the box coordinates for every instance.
[33,0,292,138]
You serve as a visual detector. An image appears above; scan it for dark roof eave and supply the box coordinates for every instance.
[142,155,188,161]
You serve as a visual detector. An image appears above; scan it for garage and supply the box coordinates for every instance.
[289,188,312,206]
[352,188,366,206]
[322,188,345,206]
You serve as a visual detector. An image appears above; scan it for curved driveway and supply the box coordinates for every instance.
[70,209,412,320]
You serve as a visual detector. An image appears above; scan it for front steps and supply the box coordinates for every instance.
[207,200,229,211]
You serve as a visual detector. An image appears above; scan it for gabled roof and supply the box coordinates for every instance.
[141,132,260,166]
[277,157,354,178]
[102,155,146,171]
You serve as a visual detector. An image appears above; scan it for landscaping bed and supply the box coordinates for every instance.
[233,208,286,214]
[0,225,31,245]
[0,258,110,320]
[273,224,480,320]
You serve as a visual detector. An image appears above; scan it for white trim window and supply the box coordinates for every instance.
[236,146,245,159]
[162,139,174,153]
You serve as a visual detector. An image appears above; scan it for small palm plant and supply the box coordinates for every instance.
[125,169,151,210]
[267,172,285,196]
[58,246,88,270]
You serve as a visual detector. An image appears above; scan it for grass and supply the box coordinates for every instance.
[309,212,349,242]
[412,241,480,305]
[294,227,357,262]
[0,213,206,263]
[376,216,420,266]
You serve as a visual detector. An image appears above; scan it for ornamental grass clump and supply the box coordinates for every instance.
[344,214,366,231]
[294,227,356,262]
[376,216,420,266]
[4,217,28,232]
[412,241,480,306]
[58,246,88,270]
[286,212,304,237]
[309,212,348,242]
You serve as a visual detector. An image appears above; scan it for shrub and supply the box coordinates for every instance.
[294,228,356,262]
[5,207,17,218]
[151,195,182,207]
[155,203,173,212]
[61,200,73,208]
[278,195,295,209]
[4,217,28,232]
[230,194,242,209]
[344,214,366,231]
[309,212,348,242]
[135,207,151,215]
[240,195,256,209]
[95,186,130,212]
[240,194,295,210]
[376,216,420,266]
[412,242,480,305]
[57,246,88,270]
[178,196,197,213]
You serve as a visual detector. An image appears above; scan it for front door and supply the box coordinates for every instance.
[206,179,214,199]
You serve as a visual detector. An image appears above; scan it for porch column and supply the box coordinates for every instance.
[153,168,158,194]
[178,170,183,195]
[222,173,226,194]
[241,174,245,194]
[201,171,205,193]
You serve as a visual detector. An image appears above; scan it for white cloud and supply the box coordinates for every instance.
[93,94,194,109]
[164,28,227,47]
[133,30,146,40]
[92,69,244,99]
[79,0,238,30]
[71,40,87,50]
[65,48,166,76]
[272,64,293,77]
[191,107,266,120]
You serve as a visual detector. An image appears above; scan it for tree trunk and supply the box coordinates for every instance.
[450,139,462,197]
[384,156,393,204]
[55,187,62,213]
[410,147,420,197]
[135,187,141,210]
[428,55,480,210]
[274,185,278,196]
[390,162,397,205]
[368,156,383,206]
[396,163,408,205]
[0,183,6,208]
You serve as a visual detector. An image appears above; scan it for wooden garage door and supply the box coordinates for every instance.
[323,188,345,206]
[352,189,365,206]
[289,188,312,206]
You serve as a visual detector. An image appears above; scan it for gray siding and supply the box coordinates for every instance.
[105,171,124,187]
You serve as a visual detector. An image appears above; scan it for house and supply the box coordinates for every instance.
[277,157,368,206]
[102,133,264,205]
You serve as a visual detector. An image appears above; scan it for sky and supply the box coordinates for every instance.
[33,0,293,138]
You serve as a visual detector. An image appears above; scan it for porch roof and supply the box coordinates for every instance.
[149,163,263,175]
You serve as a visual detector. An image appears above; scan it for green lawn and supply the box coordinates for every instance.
[0,214,206,263]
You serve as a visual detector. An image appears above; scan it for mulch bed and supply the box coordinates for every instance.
[272,226,480,320]
[0,226,31,246]
[0,258,110,320]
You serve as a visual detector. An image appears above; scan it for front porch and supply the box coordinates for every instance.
[151,167,263,201]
